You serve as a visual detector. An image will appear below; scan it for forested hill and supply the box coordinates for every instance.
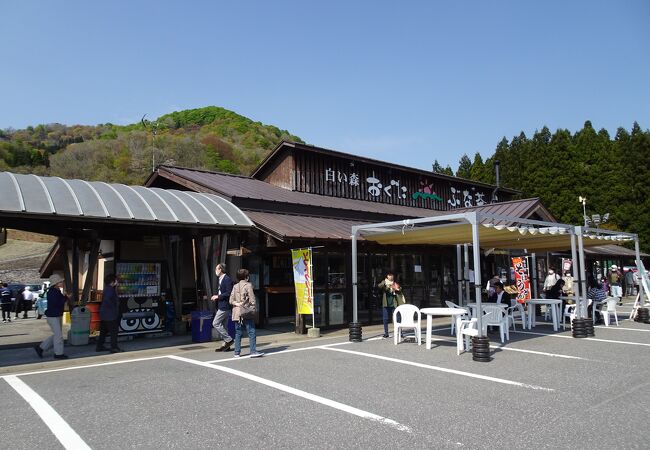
[440,121,650,250]
[0,106,303,184]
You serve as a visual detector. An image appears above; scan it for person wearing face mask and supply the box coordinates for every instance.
[543,268,560,298]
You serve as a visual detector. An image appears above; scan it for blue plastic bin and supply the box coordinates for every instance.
[191,311,214,343]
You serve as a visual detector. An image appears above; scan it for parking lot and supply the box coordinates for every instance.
[1,301,649,449]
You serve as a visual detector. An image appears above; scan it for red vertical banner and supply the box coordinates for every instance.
[511,257,532,303]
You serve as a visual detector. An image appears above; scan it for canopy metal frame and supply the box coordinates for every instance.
[351,211,640,336]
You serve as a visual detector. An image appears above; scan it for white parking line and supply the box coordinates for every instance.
[513,330,650,347]
[595,326,650,333]
[322,347,554,391]
[206,340,352,363]
[4,376,91,450]
[167,355,412,433]
[0,355,168,379]
[425,336,594,361]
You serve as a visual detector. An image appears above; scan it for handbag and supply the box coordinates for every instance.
[239,286,256,319]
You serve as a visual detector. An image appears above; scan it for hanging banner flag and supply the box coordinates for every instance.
[291,248,314,315]
[511,257,532,303]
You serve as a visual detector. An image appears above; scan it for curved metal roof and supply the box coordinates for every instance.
[0,172,253,228]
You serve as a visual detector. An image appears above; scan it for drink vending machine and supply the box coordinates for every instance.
[116,262,165,335]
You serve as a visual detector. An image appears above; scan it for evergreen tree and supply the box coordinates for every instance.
[456,154,472,178]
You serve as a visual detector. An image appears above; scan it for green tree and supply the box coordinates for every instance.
[456,154,472,178]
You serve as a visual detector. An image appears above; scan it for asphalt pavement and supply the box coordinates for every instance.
[1,299,649,449]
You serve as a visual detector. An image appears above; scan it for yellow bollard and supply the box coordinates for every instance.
[62,311,71,325]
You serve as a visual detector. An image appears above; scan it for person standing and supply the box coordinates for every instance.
[1,283,12,323]
[543,268,560,297]
[96,274,122,353]
[609,265,622,299]
[377,271,406,338]
[211,263,234,352]
[13,285,24,319]
[34,274,68,359]
[21,286,34,319]
[624,269,635,297]
[229,268,264,358]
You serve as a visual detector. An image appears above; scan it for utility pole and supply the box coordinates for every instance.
[141,114,159,172]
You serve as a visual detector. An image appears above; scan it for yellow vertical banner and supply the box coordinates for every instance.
[291,248,314,315]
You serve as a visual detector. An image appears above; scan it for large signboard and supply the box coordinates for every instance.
[291,149,512,211]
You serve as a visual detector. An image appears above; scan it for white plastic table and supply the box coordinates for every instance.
[525,299,562,331]
[420,307,468,350]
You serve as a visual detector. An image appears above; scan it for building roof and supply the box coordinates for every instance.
[245,211,367,241]
[148,165,544,222]
[0,171,253,231]
[583,244,649,257]
[252,141,520,194]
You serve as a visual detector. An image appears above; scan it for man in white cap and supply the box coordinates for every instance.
[609,265,622,299]
[34,274,69,359]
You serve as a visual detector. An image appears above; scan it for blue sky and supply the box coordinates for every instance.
[2,0,649,170]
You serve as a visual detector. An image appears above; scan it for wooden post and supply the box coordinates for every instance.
[80,239,100,306]
[71,238,79,306]
[198,236,212,311]
[162,237,181,320]
[61,239,74,310]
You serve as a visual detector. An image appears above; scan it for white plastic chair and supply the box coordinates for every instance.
[597,297,619,326]
[393,304,421,345]
[507,302,526,331]
[563,304,577,331]
[457,311,497,355]
[481,304,509,343]
[445,300,469,335]
[457,318,478,355]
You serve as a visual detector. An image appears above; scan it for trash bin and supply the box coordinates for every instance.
[68,306,91,346]
[191,311,213,343]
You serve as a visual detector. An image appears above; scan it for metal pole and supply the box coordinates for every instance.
[351,230,358,323]
[570,232,579,299]
[577,226,587,318]
[531,253,538,298]
[310,248,315,329]
[471,214,483,336]
[456,245,463,305]
[634,236,644,306]
[464,244,470,303]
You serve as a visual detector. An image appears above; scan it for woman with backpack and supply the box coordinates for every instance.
[229,268,264,358]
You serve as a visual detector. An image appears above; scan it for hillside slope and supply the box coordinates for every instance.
[0,106,303,184]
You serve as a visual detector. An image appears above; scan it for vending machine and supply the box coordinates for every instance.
[115,262,165,335]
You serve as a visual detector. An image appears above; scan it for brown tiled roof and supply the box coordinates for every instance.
[246,211,368,241]
[152,166,543,221]
[456,198,556,223]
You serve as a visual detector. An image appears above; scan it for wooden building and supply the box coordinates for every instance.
[146,141,559,332]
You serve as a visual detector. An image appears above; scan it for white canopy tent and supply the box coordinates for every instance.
[351,211,639,335]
